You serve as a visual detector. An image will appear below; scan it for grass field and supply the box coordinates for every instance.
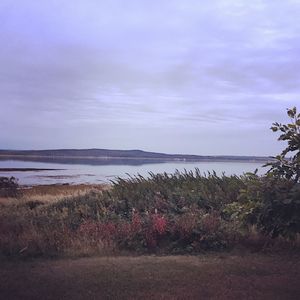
[1,253,300,299]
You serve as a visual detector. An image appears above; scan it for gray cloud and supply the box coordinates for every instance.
[0,0,299,155]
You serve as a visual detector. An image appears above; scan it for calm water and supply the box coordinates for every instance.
[0,159,266,186]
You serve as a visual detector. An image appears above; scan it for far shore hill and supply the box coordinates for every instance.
[0,149,273,165]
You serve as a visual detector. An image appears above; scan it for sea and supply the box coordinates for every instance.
[0,159,266,186]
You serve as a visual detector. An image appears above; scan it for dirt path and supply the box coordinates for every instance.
[1,253,300,299]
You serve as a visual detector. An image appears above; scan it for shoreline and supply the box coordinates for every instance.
[0,154,272,163]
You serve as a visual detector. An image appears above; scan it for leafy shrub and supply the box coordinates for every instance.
[265,107,300,183]
[224,174,300,239]
[0,176,21,197]
[224,107,300,239]
[168,210,230,252]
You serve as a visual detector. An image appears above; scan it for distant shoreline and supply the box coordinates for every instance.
[0,154,272,164]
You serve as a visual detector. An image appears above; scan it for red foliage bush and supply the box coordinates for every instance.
[151,214,167,235]
[75,211,228,253]
[77,212,169,251]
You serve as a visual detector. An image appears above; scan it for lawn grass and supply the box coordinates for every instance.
[1,253,299,299]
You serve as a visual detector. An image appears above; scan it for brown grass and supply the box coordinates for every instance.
[22,183,109,200]
[0,183,109,206]
[0,253,299,299]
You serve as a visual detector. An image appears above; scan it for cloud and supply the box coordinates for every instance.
[0,0,299,155]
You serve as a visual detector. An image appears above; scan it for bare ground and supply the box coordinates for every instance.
[1,253,300,300]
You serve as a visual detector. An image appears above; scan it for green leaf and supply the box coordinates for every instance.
[287,107,297,118]
[271,126,278,132]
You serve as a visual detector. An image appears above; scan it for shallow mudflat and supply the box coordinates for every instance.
[0,168,62,172]
[1,253,299,300]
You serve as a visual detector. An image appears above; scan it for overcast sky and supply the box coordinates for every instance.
[0,0,299,156]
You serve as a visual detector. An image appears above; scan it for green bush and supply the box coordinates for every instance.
[224,174,300,239]
[0,176,21,198]
[265,107,300,183]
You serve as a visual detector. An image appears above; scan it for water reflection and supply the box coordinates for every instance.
[0,159,265,186]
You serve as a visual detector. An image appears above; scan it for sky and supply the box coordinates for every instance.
[0,0,299,156]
